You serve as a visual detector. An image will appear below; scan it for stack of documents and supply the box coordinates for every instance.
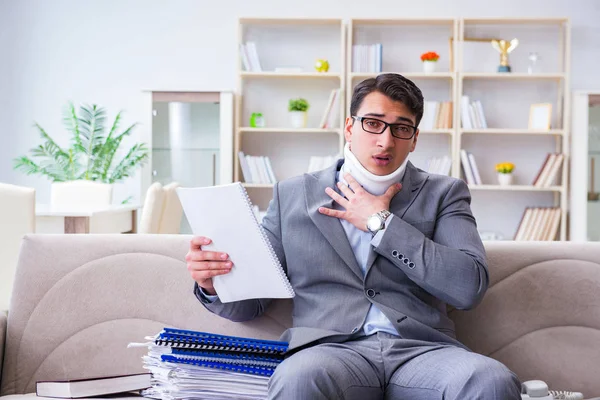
[131,327,288,399]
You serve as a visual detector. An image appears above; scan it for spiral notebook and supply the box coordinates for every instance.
[176,183,295,303]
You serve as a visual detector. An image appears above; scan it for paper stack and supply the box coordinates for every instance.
[132,328,288,400]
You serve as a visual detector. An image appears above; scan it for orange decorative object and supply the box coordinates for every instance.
[420,51,440,62]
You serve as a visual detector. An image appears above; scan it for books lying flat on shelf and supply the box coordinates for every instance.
[239,151,277,184]
[136,328,289,400]
[533,153,564,187]
[460,96,487,129]
[36,373,151,399]
[176,183,294,303]
[514,207,561,241]
[352,44,382,73]
[460,149,482,185]
[420,101,453,130]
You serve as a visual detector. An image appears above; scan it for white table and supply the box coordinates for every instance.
[36,204,140,234]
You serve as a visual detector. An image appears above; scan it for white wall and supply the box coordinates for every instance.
[1,0,600,205]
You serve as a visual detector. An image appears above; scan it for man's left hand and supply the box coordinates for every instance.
[318,173,402,232]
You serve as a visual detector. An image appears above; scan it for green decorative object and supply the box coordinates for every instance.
[250,112,265,128]
[288,98,309,112]
[314,59,330,73]
[13,102,149,183]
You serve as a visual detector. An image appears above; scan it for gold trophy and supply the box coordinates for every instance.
[491,38,519,72]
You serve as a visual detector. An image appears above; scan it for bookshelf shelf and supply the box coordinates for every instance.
[460,129,565,136]
[460,72,565,80]
[469,185,564,192]
[240,72,342,79]
[239,18,343,26]
[351,72,454,80]
[461,17,568,25]
[350,18,456,26]
[420,129,454,135]
[239,127,341,134]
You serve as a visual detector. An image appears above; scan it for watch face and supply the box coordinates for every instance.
[367,215,382,232]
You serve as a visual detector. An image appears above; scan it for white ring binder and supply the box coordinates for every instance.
[238,184,295,298]
[176,183,295,303]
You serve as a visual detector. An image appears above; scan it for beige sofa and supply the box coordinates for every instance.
[1,234,600,399]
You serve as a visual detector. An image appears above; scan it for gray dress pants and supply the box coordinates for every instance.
[268,332,521,399]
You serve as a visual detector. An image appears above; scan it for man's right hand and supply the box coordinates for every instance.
[186,236,233,296]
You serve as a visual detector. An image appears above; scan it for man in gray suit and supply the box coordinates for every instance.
[187,73,522,399]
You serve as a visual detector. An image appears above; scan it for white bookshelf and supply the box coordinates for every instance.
[235,18,346,210]
[457,17,570,240]
[234,17,570,240]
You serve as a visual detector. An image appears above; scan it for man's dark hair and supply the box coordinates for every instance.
[350,73,424,127]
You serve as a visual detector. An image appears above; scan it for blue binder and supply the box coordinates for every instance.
[155,327,289,355]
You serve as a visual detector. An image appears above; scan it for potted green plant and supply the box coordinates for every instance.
[288,98,309,128]
[13,102,149,202]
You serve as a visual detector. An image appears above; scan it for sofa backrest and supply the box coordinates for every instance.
[449,241,600,397]
[0,234,291,395]
[1,235,599,397]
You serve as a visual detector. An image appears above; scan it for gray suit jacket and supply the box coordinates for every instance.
[196,160,488,351]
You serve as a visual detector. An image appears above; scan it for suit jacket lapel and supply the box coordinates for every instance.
[365,162,430,272]
[305,160,364,281]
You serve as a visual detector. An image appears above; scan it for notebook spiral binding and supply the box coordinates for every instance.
[237,183,295,298]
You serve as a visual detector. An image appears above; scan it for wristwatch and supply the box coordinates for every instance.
[366,209,392,235]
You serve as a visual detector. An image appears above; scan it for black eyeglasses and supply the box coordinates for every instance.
[352,116,417,140]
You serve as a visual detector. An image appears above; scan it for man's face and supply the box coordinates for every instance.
[344,91,419,176]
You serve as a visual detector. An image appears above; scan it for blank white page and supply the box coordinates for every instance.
[177,183,294,303]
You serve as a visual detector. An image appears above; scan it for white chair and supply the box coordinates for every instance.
[138,182,183,234]
[0,183,35,310]
[158,182,183,233]
[50,180,113,207]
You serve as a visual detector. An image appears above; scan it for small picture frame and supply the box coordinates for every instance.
[528,103,552,130]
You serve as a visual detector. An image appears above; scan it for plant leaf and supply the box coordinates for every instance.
[107,143,149,183]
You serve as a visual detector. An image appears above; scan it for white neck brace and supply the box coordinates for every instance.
[339,142,408,196]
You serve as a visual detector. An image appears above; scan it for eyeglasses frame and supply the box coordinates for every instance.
[351,115,418,140]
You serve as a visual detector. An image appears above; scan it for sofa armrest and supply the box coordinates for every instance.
[0,310,6,388]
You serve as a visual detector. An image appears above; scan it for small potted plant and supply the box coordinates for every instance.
[288,98,309,128]
[420,51,440,73]
[495,162,515,186]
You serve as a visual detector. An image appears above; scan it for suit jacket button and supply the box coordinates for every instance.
[351,327,358,333]
[392,250,400,258]
[366,288,376,298]
[408,262,415,269]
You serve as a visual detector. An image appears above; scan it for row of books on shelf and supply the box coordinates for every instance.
[307,154,340,173]
[533,153,564,188]
[514,207,561,241]
[352,44,382,73]
[239,42,262,72]
[425,155,452,176]
[460,96,488,130]
[460,150,483,185]
[239,151,276,184]
[319,89,341,129]
[240,153,340,184]
[420,101,453,130]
